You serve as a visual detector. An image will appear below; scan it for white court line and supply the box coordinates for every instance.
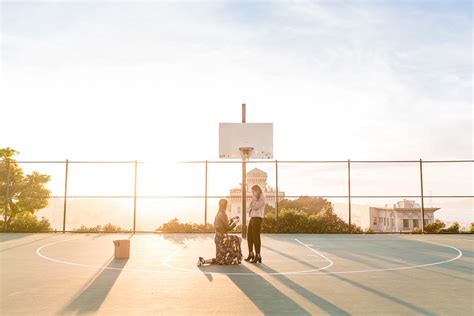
[36,238,191,274]
[295,239,334,267]
[165,253,328,262]
[36,237,333,275]
[160,237,334,275]
[163,244,190,262]
[35,237,463,276]
[161,243,192,271]
[293,239,464,275]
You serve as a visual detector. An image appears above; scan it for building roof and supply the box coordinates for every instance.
[247,168,267,176]
[370,207,440,212]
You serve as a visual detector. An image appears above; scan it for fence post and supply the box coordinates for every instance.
[348,159,352,233]
[133,160,138,234]
[275,160,279,221]
[204,160,208,230]
[4,160,11,232]
[419,159,425,233]
[62,159,69,234]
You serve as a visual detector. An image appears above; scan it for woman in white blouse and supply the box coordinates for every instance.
[245,185,265,263]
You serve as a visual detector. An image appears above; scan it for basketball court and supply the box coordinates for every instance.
[2,107,473,314]
[1,233,473,315]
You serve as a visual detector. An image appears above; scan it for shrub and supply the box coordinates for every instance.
[156,218,213,233]
[103,223,124,233]
[74,225,103,233]
[72,222,126,233]
[278,209,310,233]
[262,208,362,233]
[157,207,362,234]
[1,213,53,232]
[424,220,446,233]
[261,212,278,232]
[412,227,422,234]
[441,222,460,234]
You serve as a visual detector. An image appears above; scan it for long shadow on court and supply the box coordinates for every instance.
[253,263,351,315]
[321,270,435,315]
[265,242,392,271]
[457,249,474,259]
[393,237,473,275]
[263,242,379,272]
[254,260,435,315]
[0,234,57,252]
[265,237,470,275]
[59,234,133,314]
[0,233,35,242]
[59,256,128,314]
[261,241,435,315]
[262,244,323,270]
[198,264,311,315]
[363,252,473,283]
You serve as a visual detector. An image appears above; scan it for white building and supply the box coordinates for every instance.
[228,168,285,220]
[361,199,440,232]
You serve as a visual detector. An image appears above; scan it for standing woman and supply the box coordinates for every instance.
[197,199,242,266]
[245,184,265,263]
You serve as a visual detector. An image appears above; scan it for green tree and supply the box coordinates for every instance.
[7,213,53,233]
[264,196,360,233]
[1,148,52,231]
[442,222,460,233]
[276,196,333,216]
[424,219,445,233]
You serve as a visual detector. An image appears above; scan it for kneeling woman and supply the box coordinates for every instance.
[197,199,242,266]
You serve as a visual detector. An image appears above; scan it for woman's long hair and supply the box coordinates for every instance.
[251,184,263,199]
[218,199,228,212]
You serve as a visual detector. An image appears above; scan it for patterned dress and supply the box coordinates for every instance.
[213,232,243,265]
[212,211,243,265]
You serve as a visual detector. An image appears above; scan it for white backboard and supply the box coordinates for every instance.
[219,123,273,159]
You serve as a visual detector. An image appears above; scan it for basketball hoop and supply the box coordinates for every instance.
[239,147,254,161]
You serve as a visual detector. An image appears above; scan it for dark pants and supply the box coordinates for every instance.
[247,217,262,255]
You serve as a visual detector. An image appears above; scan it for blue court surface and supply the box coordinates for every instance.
[1,233,473,315]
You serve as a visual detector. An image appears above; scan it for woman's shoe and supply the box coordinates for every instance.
[251,254,262,263]
[197,257,204,267]
[244,252,254,262]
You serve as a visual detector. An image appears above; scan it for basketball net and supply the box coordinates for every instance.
[239,147,254,161]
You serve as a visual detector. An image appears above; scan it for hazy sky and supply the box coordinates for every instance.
[1,0,472,162]
[1,1,472,228]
